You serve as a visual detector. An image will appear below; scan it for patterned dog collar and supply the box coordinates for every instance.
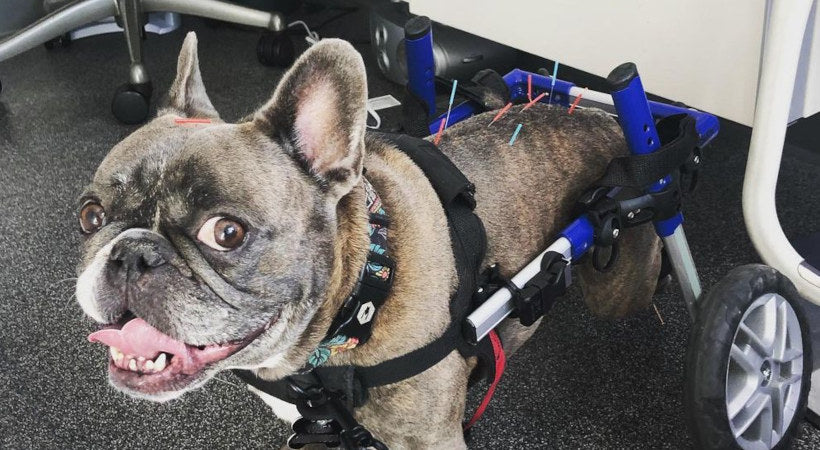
[304,176,395,370]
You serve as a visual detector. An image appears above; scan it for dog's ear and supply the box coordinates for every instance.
[160,32,220,119]
[253,39,368,197]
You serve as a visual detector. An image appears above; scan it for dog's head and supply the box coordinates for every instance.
[75,33,369,401]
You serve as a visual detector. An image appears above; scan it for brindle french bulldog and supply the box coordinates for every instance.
[75,33,661,448]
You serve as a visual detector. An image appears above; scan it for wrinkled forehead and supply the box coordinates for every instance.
[87,118,317,228]
[93,116,200,185]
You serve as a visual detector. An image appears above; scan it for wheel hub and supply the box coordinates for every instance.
[759,360,773,385]
[725,293,804,449]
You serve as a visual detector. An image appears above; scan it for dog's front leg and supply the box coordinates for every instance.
[351,352,471,450]
[247,385,301,424]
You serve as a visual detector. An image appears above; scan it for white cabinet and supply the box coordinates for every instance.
[409,0,820,126]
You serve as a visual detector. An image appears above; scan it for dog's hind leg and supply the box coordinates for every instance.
[577,223,662,318]
[496,317,544,357]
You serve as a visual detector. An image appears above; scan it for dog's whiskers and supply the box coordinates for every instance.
[212,375,242,390]
[63,292,78,308]
[49,277,78,289]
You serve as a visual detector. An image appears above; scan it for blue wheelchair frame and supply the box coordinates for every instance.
[404,19,720,343]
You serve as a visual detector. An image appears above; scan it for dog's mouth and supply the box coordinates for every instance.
[87,311,277,395]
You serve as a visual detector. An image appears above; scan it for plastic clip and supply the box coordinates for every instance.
[512,252,571,326]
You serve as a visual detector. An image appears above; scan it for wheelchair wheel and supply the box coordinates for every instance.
[685,264,812,449]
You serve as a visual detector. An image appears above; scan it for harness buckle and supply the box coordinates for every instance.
[286,375,388,449]
[353,251,396,301]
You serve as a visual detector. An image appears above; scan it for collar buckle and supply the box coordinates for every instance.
[353,251,395,300]
[324,251,395,347]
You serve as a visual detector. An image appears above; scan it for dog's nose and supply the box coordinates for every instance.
[109,237,167,282]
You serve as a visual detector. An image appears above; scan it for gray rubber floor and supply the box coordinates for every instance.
[1,12,819,450]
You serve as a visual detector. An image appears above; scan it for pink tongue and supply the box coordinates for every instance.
[88,318,189,360]
[88,318,241,374]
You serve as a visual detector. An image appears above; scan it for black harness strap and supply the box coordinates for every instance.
[376,134,488,359]
[232,134,496,450]
[596,114,698,189]
[312,320,467,405]
[235,321,469,409]
[234,133,492,414]
[577,114,701,273]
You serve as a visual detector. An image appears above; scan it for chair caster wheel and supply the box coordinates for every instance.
[44,33,72,50]
[111,82,152,125]
[257,32,295,68]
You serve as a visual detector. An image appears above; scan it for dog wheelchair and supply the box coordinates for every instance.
[399,14,812,450]
[239,13,814,450]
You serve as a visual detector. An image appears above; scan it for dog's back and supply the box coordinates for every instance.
[436,104,662,345]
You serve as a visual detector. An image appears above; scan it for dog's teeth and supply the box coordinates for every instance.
[128,359,137,371]
[110,347,123,362]
[154,353,167,372]
[145,360,154,371]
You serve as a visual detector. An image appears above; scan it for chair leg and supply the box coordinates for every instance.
[0,0,117,63]
[118,0,149,87]
[110,0,152,124]
[142,0,285,32]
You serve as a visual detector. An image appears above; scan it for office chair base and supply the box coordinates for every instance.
[0,0,286,123]
[112,81,152,125]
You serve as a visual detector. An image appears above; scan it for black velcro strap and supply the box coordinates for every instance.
[445,198,487,332]
[401,70,509,138]
[596,114,698,189]
[374,132,486,324]
[375,132,477,210]
[315,320,464,397]
[232,368,295,400]
[372,132,488,371]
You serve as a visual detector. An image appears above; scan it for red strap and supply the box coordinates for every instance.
[174,118,212,124]
[463,330,506,430]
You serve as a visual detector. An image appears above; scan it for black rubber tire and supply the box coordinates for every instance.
[111,83,151,125]
[808,408,820,429]
[685,264,812,449]
[256,32,296,68]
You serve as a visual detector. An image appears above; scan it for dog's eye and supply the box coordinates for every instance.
[79,202,106,234]
[197,216,246,251]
